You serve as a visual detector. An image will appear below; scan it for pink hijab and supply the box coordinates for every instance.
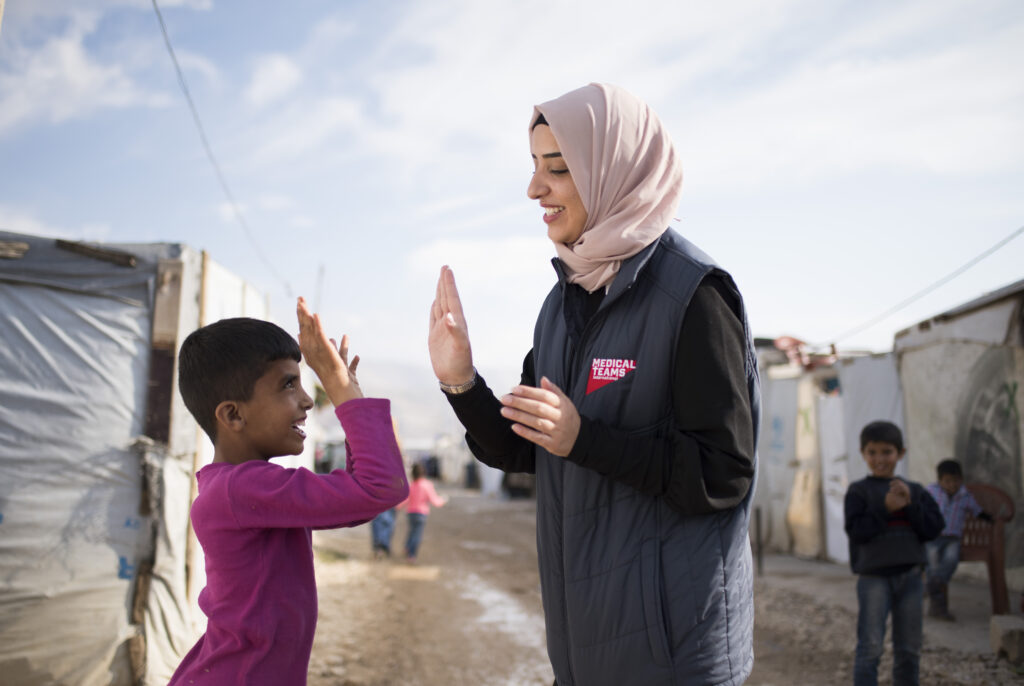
[533,83,683,293]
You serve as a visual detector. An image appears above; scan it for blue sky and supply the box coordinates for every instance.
[2,0,1023,439]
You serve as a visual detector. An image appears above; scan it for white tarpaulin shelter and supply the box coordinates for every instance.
[895,278,1024,590]
[0,231,313,685]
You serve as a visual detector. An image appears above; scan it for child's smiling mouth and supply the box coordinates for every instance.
[292,419,307,439]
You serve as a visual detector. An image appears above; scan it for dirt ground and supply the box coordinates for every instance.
[308,487,1022,686]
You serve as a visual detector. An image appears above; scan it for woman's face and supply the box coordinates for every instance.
[528,124,588,245]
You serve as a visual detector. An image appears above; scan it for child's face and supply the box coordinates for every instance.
[861,440,904,478]
[939,474,962,496]
[238,358,314,459]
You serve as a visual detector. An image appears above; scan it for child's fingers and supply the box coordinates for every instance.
[350,355,360,375]
[338,334,350,364]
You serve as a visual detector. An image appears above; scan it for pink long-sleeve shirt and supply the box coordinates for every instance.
[398,477,446,515]
[169,398,408,686]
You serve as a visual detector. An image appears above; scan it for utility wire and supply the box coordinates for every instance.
[151,0,293,297]
[821,223,1024,348]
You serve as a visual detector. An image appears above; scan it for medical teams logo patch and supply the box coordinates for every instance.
[586,357,637,395]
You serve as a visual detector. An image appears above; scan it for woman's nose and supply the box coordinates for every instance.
[527,173,545,200]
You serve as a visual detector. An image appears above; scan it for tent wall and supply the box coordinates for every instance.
[817,394,848,563]
[899,340,1024,590]
[753,371,799,553]
[787,374,824,558]
[0,236,167,685]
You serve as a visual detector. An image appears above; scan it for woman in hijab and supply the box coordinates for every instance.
[428,83,759,686]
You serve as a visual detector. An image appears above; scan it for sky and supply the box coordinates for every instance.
[2,0,1023,442]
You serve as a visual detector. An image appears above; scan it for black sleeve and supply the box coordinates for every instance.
[443,352,536,474]
[909,486,946,542]
[564,275,756,515]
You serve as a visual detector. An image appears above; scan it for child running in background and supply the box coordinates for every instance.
[169,298,408,686]
[397,463,448,563]
[844,420,944,686]
[925,458,990,620]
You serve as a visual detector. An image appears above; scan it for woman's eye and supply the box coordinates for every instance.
[552,169,569,175]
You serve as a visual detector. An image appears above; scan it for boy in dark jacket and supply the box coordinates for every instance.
[844,421,944,686]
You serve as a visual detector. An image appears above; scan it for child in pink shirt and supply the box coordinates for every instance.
[169,298,408,685]
[397,463,448,562]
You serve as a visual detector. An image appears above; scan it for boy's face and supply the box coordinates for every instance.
[238,358,314,459]
[861,440,904,478]
[939,474,962,496]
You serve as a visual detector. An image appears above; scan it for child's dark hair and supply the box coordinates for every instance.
[411,463,424,480]
[178,317,301,441]
[937,459,963,479]
[859,420,904,452]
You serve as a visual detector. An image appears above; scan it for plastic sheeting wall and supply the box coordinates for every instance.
[787,375,824,558]
[0,240,161,685]
[900,341,1024,590]
[817,395,849,563]
[754,372,799,553]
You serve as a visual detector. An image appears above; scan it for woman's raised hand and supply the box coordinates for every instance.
[428,266,475,386]
[297,297,363,405]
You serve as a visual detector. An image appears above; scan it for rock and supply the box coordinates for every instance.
[990,615,1024,665]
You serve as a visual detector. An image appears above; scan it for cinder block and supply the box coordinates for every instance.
[990,614,1024,665]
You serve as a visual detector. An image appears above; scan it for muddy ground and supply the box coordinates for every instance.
[308,487,1021,685]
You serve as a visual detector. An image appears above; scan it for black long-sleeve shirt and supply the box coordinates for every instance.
[446,274,755,516]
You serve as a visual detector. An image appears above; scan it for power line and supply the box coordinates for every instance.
[150,0,293,298]
[820,223,1024,348]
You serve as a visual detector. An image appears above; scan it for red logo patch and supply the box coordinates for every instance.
[586,358,637,395]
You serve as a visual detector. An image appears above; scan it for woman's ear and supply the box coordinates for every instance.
[214,401,245,434]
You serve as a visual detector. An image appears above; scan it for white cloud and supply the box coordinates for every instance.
[247,96,364,164]
[257,194,294,211]
[0,205,111,241]
[244,54,303,108]
[0,16,168,135]
[216,201,248,224]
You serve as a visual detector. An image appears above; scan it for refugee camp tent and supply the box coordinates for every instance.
[895,277,1024,590]
[0,231,311,685]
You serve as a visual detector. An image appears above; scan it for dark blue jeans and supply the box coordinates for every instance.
[371,508,396,552]
[854,568,923,686]
[925,536,961,584]
[405,513,427,559]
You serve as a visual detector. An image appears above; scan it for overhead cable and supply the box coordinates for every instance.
[821,223,1024,348]
[151,0,293,297]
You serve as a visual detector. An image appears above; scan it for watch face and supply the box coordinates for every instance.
[955,346,1022,566]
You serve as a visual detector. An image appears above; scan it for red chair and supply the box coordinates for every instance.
[959,483,1016,615]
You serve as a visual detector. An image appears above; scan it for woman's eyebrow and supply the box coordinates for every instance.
[531,152,564,159]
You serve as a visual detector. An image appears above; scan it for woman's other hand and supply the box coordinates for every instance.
[297,296,364,405]
[500,377,580,456]
[428,266,475,386]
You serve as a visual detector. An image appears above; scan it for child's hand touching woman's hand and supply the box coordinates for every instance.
[297,297,363,406]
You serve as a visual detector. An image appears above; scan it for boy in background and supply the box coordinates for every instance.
[844,421,944,686]
[924,459,989,621]
[169,298,409,685]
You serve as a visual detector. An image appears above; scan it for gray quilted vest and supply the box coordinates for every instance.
[532,228,761,686]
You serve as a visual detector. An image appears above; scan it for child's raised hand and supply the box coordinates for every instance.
[297,297,363,406]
